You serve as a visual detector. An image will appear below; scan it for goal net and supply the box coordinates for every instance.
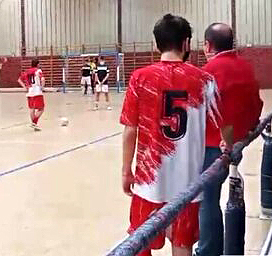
[61,51,125,93]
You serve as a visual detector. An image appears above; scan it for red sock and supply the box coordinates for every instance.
[33,117,39,124]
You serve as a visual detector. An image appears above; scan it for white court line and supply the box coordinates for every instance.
[0,131,122,178]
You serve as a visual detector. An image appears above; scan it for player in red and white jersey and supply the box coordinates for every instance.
[18,58,45,131]
[120,14,219,256]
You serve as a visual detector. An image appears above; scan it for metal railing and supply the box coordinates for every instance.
[107,111,272,256]
[261,223,272,256]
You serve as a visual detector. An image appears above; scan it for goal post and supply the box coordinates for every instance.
[61,51,125,93]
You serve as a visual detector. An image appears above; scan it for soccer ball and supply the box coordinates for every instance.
[60,117,69,126]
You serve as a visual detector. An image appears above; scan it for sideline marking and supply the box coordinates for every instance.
[0,131,122,177]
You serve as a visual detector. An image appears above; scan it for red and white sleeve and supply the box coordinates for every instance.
[120,73,139,127]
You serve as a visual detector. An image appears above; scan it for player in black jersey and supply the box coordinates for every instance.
[94,57,112,110]
[81,59,92,95]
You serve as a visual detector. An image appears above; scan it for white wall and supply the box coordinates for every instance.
[0,0,21,55]
[122,0,231,49]
[236,0,272,46]
[0,0,271,55]
[25,0,117,54]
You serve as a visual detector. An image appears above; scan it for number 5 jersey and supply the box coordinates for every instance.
[120,61,219,203]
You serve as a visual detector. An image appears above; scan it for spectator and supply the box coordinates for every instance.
[196,23,263,256]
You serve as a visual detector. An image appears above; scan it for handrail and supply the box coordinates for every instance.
[106,112,272,256]
[260,223,272,256]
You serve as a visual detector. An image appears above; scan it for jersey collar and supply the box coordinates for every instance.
[210,50,237,61]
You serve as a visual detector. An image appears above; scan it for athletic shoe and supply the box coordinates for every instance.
[107,106,112,111]
[30,123,36,129]
[93,105,99,111]
[34,124,42,131]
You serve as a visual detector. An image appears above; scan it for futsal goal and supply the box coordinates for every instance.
[61,51,126,93]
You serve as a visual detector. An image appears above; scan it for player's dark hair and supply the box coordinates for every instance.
[153,14,192,53]
[100,56,104,61]
[205,23,234,52]
[31,58,39,67]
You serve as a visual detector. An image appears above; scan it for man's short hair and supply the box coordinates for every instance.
[205,23,234,52]
[153,14,192,53]
[31,58,39,67]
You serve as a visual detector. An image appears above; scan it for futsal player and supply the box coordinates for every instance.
[90,58,96,94]
[18,58,45,131]
[81,59,92,95]
[94,56,112,110]
[120,14,219,256]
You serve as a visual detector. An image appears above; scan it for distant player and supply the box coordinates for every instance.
[81,59,92,95]
[90,58,96,94]
[94,57,99,67]
[18,58,45,131]
[120,14,219,256]
[94,56,112,110]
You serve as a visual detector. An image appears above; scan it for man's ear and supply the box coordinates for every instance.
[182,38,191,53]
[153,39,161,53]
[182,38,191,62]
[204,40,211,54]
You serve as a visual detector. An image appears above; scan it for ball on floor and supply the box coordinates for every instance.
[60,117,69,126]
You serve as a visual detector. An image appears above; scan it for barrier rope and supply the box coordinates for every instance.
[107,111,272,256]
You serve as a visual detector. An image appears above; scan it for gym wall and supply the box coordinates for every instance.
[0,0,271,55]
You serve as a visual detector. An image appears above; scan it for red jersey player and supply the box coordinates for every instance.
[18,58,45,131]
[120,14,219,256]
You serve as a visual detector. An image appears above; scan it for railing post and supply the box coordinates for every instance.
[117,0,122,52]
[231,0,237,44]
[115,43,120,65]
[151,41,154,63]
[50,45,53,87]
[133,42,136,71]
[20,0,26,56]
[65,45,69,56]
[196,41,200,67]
[35,47,38,56]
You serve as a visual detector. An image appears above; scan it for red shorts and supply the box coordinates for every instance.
[27,95,45,110]
[128,195,199,254]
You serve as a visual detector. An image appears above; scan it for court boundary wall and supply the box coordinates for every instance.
[0,43,272,90]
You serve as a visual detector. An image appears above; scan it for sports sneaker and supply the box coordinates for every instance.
[34,124,42,131]
[93,105,98,111]
[30,123,36,129]
[107,106,112,111]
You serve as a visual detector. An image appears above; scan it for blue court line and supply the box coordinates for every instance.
[0,131,122,177]
[1,122,29,130]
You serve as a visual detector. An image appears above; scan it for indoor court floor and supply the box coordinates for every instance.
[0,90,271,256]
